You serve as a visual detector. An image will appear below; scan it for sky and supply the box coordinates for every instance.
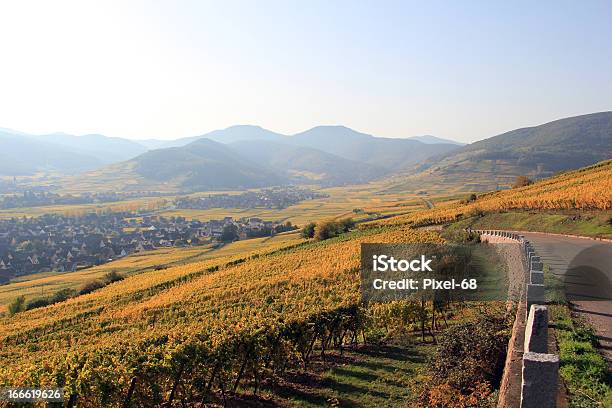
[0,1,611,143]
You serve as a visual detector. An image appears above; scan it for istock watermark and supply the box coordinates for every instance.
[360,243,510,303]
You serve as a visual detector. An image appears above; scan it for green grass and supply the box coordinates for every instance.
[550,305,611,407]
[545,268,612,407]
[251,342,432,407]
[446,210,612,239]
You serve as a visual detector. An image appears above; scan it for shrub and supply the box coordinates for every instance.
[513,175,532,188]
[300,222,316,238]
[338,218,355,232]
[104,271,124,284]
[51,288,77,303]
[8,295,25,315]
[79,280,106,295]
[460,193,478,204]
[26,297,50,310]
[314,220,339,241]
[313,218,354,241]
[430,309,510,392]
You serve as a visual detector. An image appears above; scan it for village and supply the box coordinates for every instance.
[175,187,328,210]
[0,212,296,282]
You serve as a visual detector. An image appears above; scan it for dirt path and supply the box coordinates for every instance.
[420,198,435,209]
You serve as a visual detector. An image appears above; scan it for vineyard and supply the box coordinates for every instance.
[0,223,444,406]
[0,160,610,406]
[0,232,303,314]
[371,159,612,228]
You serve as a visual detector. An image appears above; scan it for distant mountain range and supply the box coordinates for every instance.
[0,129,147,175]
[0,125,461,186]
[2,112,611,192]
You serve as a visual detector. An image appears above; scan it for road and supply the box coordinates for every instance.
[520,232,612,364]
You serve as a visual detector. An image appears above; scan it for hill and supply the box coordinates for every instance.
[161,125,286,147]
[407,135,465,145]
[228,140,386,185]
[0,129,148,175]
[290,126,460,170]
[376,159,612,229]
[30,133,148,165]
[72,138,387,191]
[130,138,286,191]
[0,130,101,175]
[389,112,612,192]
[151,125,459,171]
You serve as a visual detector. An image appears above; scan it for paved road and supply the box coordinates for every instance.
[520,232,612,364]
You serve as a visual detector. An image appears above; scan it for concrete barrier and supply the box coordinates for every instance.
[526,284,545,313]
[524,305,548,353]
[530,270,545,284]
[521,352,559,408]
[476,229,560,407]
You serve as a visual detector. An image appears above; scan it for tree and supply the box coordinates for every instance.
[513,175,532,188]
[300,222,316,238]
[314,220,340,241]
[338,218,355,232]
[104,271,124,284]
[8,295,25,315]
[220,223,239,242]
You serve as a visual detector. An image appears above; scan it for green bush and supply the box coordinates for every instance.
[300,222,316,238]
[26,297,50,310]
[8,295,25,315]
[314,218,354,241]
[51,288,77,303]
[104,271,124,284]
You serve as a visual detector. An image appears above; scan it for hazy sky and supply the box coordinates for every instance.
[1,1,611,142]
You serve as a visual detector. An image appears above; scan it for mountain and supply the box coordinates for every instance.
[29,133,148,165]
[407,135,465,145]
[132,139,170,150]
[161,125,286,148]
[0,129,149,175]
[76,138,387,192]
[228,140,386,185]
[0,129,101,175]
[153,125,459,171]
[130,138,286,191]
[389,111,612,193]
[290,126,461,170]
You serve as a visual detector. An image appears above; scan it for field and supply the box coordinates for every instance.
[0,232,303,314]
[0,160,610,406]
[0,183,426,223]
[0,222,444,406]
